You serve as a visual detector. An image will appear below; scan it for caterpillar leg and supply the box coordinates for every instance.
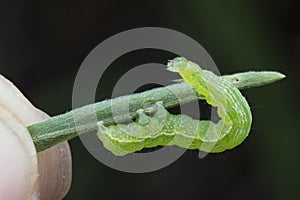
[133,101,170,149]
[153,101,168,122]
[96,106,166,156]
[135,109,151,126]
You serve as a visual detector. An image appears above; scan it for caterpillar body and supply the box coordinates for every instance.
[97,57,252,156]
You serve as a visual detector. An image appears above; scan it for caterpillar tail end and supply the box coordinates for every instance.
[96,121,129,156]
[97,121,108,133]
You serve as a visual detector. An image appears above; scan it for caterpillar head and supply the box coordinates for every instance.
[167,57,203,77]
[167,57,188,72]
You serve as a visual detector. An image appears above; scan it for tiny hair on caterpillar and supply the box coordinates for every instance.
[97,57,252,156]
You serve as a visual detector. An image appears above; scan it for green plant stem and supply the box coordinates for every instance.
[27,71,285,152]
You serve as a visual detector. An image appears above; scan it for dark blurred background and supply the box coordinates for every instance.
[1,1,299,199]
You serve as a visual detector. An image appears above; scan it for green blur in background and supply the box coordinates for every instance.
[0,0,299,199]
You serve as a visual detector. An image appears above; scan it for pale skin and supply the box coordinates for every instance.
[0,75,72,200]
[0,122,70,200]
[0,125,72,200]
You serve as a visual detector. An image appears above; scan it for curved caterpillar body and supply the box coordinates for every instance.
[97,57,252,156]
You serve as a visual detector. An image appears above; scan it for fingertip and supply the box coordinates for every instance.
[0,108,38,200]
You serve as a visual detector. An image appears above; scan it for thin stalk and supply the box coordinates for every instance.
[27,71,285,152]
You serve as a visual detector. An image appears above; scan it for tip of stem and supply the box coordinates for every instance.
[276,72,286,80]
[222,71,286,89]
[261,71,286,82]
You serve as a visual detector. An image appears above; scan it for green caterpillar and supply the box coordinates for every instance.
[97,57,252,156]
